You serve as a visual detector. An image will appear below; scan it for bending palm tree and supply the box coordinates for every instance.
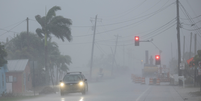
[35,6,72,41]
[35,6,72,85]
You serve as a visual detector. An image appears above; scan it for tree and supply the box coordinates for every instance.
[35,6,73,84]
[35,6,72,41]
[6,32,45,60]
[0,43,7,67]
[5,32,72,86]
[5,32,48,86]
[55,55,72,83]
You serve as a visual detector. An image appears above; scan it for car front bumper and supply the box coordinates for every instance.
[60,83,85,93]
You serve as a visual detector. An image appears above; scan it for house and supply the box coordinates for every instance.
[0,64,8,97]
[6,59,32,95]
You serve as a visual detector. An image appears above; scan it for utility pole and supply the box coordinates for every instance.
[194,34,197,87]
[190,32,192,59]
[176,0,182,79]
[183,36,185,61]
[123,44,125,66]
[90,15,97,79]
[194,34,197,55]
[26,17,29,34]
[171,43,173,59]
[111,35,119,76]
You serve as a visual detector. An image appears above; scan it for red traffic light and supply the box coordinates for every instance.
[135,36,139,41]
[134,36,139,46]
[155,55,161,65]
[155,55,160,60]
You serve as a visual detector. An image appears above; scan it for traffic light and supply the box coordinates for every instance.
[135,36,139,46]
[155,55,161,65]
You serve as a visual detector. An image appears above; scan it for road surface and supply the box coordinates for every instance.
[22,75,187,101]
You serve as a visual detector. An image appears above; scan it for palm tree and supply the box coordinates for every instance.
[35,6,72,41]
[35,6,72,82]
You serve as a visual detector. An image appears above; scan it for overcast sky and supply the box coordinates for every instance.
[0,0,201,71]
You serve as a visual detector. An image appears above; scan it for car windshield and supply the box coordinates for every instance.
[63,75,82,82]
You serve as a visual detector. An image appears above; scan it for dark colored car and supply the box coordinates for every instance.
[59,72,88,96]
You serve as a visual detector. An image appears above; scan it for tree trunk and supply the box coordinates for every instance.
[48,68,54,86]
[56,66,58,84]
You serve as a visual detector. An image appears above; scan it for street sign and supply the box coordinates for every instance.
[180,63,185,70]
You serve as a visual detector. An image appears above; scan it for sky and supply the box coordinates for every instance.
[0,0,201,73]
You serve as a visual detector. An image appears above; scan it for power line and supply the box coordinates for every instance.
[58,2,175,29]
[179,2,201,35]
[2,20,26,29]
[180,4,201,39]
[185,0,200,19]
[74,3,175,38]
[95,43,107,54]
[141,18,176,38]
[182,27,201,31]
[0,28,19,33]
[100,0,147,19]
[180,14,201,20]
[0,20,25,37]
[85,17,176,43]
[143,23,176,40]
[181,20,201,26]
[97,2,175,27]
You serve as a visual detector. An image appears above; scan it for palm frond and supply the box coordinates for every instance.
[46,6,61,23]
[35,15,46,27]
[36,28,44,38]
[50,16,72,25]
[48,23,72,42]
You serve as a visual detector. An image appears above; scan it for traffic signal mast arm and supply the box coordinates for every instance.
[134,36,153,46]
[139,38,153,42]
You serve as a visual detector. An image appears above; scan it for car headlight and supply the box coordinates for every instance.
[60,82,64,87]
[79,81,84,86]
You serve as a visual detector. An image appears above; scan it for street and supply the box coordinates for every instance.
[22,75,191,101]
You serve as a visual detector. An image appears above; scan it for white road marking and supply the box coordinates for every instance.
[135,87,150,101]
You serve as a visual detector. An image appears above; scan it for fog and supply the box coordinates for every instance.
[1,0,201,100]
[1,0,201,71]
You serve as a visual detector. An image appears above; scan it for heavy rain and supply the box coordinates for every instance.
[0,0,201,101]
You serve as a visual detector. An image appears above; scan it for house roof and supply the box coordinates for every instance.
[7,59,29,72]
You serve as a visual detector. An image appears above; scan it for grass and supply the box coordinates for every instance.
[0,95,39,101]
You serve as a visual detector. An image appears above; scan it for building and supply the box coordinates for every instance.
[6,59,32,95]
[0,64,8,97]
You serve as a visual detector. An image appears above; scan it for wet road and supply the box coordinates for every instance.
[22,75,185,101]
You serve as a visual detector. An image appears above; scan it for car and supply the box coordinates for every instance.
[59,72,88,96]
